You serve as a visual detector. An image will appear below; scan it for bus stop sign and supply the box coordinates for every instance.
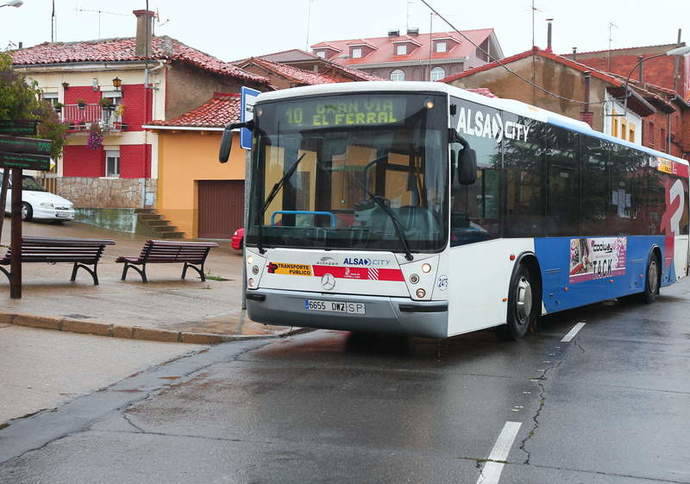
[240,86,260,150]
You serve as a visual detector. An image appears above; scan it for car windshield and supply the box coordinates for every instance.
[247,92,448,253]
[22,176,46,191]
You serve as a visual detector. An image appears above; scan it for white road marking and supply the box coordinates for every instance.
[561,322,586,342]
[476,421,522,484]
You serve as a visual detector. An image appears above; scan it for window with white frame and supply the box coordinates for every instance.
[390,69,405,81]
[351,47,362,58]
[435,41,447,53]
[430,67,446,81]
[395,44,407,55]
[105,149,120,178]
[42,92,59,108]
[316,50,326,58]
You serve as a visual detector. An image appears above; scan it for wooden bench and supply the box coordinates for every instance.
[116,240,218,282]
[0,236,115,286]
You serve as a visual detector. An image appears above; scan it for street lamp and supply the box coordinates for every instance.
[622,44,690,111]
[0,1,23,8]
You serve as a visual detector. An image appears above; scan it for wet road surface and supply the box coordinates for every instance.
[1,280,688,483]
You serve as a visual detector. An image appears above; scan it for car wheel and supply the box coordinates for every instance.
[499,263,538,340]
[641,252,660,304]
[21,202,33,221]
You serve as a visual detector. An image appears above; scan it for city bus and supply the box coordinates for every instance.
[219,81,689,339]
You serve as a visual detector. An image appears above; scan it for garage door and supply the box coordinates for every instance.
[197,180,244,239]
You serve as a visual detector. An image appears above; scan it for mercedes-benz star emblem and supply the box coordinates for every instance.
[321,273,336,290]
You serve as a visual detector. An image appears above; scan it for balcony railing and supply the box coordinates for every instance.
[60,104,126,133]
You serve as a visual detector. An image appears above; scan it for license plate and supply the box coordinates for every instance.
[56,212,71,218]
[304,299,366,314]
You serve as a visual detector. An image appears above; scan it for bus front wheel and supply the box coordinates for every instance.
[500,263,538,340]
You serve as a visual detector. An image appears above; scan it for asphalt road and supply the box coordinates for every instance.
[1,280,689,483]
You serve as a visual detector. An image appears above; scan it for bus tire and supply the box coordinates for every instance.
[641,252,660,304]
[499,263,537,340]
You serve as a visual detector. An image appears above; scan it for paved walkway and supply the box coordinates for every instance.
[0,218,297,343]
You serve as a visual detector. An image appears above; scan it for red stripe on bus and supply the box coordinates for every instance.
[312,265,405,281]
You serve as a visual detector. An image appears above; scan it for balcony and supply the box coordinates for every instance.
[60,104,127,133]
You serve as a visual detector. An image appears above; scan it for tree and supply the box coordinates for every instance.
[0,52,67,238]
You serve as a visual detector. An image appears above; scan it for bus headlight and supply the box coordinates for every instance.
[248,278,256,288]
[421,263,432,273]
[247,255,254,264]
[251,265,259,275]
[416,288,426,298]
[409,273,420,284]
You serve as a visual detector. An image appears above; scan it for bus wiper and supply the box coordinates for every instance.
[367,194,414,261]
[256,152,307,254]
[353,178,413,261]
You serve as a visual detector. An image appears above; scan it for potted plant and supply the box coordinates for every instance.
[99,97,115,111]
[87,122,103,150]
[53,102,63,113]
[76,99,87,109]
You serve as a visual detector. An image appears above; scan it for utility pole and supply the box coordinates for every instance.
[608,22,618,72]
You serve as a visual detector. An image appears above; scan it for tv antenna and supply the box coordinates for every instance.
[75,7,129,39]
[608,21,618,71]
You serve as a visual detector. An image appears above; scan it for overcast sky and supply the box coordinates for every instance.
[1,1,688,62]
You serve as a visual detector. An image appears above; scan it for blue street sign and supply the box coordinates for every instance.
[240,86,261,150]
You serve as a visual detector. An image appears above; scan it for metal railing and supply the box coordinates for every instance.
[60,104,125,132]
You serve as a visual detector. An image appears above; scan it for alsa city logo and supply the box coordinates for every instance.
[342,257,391,267]
[457,106,530,142]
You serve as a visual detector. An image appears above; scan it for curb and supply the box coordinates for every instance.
[1,312,308,345]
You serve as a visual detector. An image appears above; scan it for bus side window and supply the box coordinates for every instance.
[544,125,579,236]
[503,116,544,237]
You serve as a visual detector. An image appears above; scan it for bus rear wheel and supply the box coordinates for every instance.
[499,263,537,340]
[641,253,660,304]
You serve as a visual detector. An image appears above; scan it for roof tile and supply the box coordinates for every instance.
[148,93,240,128]
[11,36,268,84]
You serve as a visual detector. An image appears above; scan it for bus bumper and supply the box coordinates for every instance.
[246,288,448,338]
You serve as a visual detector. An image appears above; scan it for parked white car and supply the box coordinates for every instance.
[3,174,75,222]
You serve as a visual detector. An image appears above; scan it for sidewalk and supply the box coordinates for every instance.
[0,219,300,344]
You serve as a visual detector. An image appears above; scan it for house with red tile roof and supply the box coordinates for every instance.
[144,93,246,238]
[443,46,670,148]
[235,49,383,85]
[310,28,503,82]
[562,43,690,158]
[443,46,689,159]
[9,10,268,233]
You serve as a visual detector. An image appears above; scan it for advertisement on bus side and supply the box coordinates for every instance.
[569,237,627,283]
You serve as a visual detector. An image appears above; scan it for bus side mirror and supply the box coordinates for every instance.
[218,120,253,163]
[458,147,477,185]
[449,129,477,186]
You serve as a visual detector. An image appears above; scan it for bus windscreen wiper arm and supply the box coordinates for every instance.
[352,171,413,261]
[256,152,307,254]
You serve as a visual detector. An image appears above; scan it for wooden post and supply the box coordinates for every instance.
[10,167,22,299]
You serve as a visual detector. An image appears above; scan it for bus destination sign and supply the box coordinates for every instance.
[281,96,406,129]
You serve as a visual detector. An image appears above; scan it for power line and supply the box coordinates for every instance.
[418,0,607,106]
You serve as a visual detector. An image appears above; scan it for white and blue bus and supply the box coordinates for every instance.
[219,82,689,339]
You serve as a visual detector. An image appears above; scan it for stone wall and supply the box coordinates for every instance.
[55,177,157,209]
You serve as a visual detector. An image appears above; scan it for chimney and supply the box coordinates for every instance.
[572,47,577,61]
[407,28,419,36]
[17,41,22,49]
[581,71,593,127]
[388,30,400,37]
[546,18,553,52]
[133,9,155,58]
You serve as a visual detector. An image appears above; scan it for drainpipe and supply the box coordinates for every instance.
[638,55,645,86]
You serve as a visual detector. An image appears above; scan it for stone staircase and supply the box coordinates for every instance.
[135,209,184,239]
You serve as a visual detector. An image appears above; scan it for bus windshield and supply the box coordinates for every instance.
[248,92,448,253]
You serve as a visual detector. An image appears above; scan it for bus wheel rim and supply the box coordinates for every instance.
[516,277,532,325]
[648,260,658,294]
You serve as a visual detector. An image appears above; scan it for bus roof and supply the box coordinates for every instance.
[257,81,688,167]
